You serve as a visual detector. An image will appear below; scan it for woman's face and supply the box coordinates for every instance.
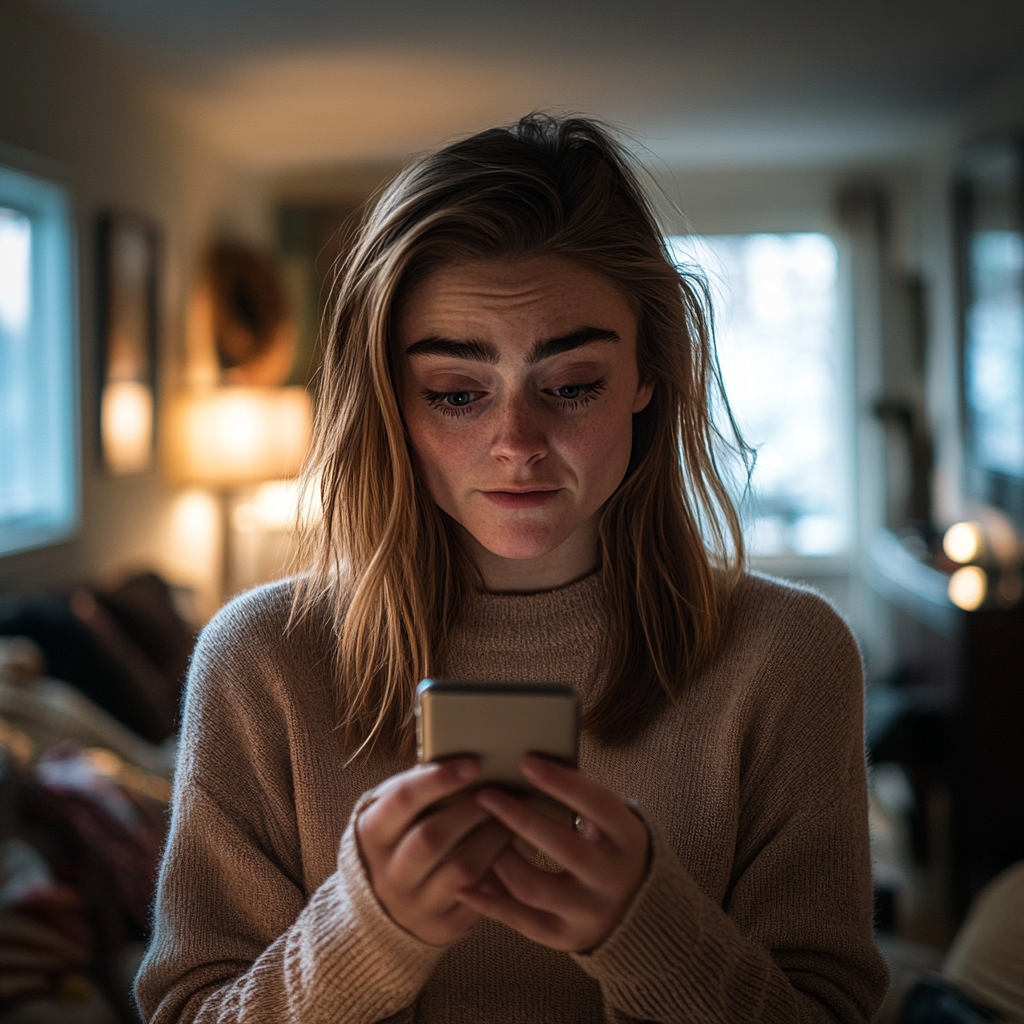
[395,254,653,588]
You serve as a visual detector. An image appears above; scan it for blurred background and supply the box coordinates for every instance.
[1,1,1024,1020]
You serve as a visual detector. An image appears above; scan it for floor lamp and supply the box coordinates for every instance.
[164,385,312,603]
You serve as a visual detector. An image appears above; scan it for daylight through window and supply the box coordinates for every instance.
[0,165,77,556]
[666,233,851,557]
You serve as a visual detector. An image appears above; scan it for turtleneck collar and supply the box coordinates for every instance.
[443,570,606,704]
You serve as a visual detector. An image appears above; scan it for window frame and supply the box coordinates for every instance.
[0,159,79,557]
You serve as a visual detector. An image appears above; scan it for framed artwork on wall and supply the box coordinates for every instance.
[97,211,160,475]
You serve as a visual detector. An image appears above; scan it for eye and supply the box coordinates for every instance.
[421,387,483,417]
[548,380,606,408]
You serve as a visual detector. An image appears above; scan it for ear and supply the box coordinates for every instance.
[632,379,654,414]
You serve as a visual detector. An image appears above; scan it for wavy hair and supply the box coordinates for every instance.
[292,113,747,757]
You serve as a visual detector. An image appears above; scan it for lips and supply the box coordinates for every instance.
[480,488,561,509]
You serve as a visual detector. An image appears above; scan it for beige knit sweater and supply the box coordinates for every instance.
[136,571,888,1023]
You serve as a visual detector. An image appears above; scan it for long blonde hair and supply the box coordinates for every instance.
[293,114,747,757]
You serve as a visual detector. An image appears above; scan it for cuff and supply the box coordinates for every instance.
[569,808,690,971]
[338,789,447,974]
[569,811,769,1022]
[285,792,444,1022]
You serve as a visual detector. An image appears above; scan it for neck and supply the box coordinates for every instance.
[466,520,600,593]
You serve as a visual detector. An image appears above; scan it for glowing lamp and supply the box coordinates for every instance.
[102,380,154,475]
[948,565,987,611]
[942,521,985,564]
[165,386,312,487]
[163,387,312,604]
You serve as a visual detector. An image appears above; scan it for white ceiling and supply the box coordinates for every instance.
[30,0,1024,170]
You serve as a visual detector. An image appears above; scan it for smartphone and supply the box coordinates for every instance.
[415,679,580,827]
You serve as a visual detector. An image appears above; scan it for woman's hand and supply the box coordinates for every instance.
[356,758,514,946]
[457,754,650,953]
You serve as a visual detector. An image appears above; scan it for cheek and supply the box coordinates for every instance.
[565,409,635,497]
[403,408,476,500]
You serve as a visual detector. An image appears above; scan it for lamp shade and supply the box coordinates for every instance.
[164,386,312,487]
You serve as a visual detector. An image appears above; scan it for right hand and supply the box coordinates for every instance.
[356,757,513,945]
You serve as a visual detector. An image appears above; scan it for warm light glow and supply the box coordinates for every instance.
[102,380,153,475]
[253,480,300,529]
[165,386,312,486]
[160,487,221,618]
[948,565,987,611]
[233,480,302,533]
[942,521,985,564]
[166,489,219,561]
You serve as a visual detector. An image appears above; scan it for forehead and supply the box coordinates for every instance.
[395,255,635,337]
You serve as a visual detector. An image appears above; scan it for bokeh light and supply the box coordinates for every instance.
[948,565,987,611]
[943,521,985,564]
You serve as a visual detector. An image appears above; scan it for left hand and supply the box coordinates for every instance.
[456,754,650,953]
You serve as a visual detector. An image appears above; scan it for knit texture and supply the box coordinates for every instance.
[136,571,888,1023]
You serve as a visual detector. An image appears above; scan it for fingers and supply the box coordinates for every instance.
[457,877,564,947]
[359,757,480,848]
[457,887,563,946]
[459,830,647,952]
[356,758,650,951]
[392,818,513,943]
[474,788,606,888]
[520,755,643,849]
[353,759,548,947]
[391,797,500,889]
[428,818,514,896]
[466,767,652,953]
[488,844,584,913]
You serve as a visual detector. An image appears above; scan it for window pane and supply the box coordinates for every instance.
[0,166,77,557]
[666,233,849,557]
[966,230,1024,478]
[0,207,35,523]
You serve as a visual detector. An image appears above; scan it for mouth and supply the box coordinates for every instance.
[480,488,561,509]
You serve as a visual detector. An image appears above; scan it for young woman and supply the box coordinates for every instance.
[137,115,888,1023]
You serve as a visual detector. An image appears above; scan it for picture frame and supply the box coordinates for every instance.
[96,210,160,475]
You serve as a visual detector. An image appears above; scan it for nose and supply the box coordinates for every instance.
[489,393,548,467]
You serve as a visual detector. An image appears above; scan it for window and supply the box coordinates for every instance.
[955,137,1024,524]
[666,233,851,558]
[967,229,1024,480]
[0,164,77,557]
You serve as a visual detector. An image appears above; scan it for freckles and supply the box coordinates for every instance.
[570,406,634,459]
[417,421,482,484]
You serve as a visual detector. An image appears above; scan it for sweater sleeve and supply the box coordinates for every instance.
[570,589,889,1024]
[134,595,444,1024]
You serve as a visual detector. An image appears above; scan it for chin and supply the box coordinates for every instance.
[474,524,571,562]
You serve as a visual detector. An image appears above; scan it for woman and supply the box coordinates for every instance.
[137,114,888,1023]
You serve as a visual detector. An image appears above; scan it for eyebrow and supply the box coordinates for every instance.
[404,326,621,364]
[404,338,499,362]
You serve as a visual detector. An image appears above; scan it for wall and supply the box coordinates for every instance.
[0,0,266,618]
